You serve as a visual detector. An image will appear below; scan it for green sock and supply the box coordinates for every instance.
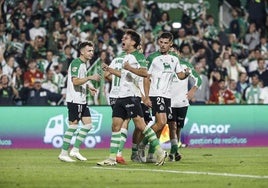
[148,143,155,154]
[117,128,128,156]
[170,139,178,154]
[140,135,149,148]
[132,143,138,154]
[142,127,159,151]
[62,125,78,151]
[109,132,121,159]
[74,125,91,149]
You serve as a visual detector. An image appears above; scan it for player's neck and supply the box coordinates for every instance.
[125,47,136,54]
[79,56,87,63]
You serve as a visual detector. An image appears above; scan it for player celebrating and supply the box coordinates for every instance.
[97,29,167,166]
[58,41,100,162]
[140,32,190,162]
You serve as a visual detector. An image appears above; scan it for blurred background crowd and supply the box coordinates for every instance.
[0,0,268,106]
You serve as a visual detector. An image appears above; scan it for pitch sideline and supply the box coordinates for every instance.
[92,166,268,179]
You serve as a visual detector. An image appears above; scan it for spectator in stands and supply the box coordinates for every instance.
[220,45,232,67]
[227,33,246,59]
[226,54,247,82]
[42,69,59,94]
[53,65,65,92]
[180,43,194,62]
[209,57,228,82]
[0,74,19,106]
[174,27,187,49]
[196,56,209,77]
[229,8,241,39]
[189,62,210,104]
[208,40,222,68]
[47,19,63,53]
[23,59,43,88]
[25,35,47,61]
[80,10,94,33]
[258,36,268,59]
[228,79,242,104]
[246,0,267,33]
[243,74,262,104]
[2,56,16,79]
[60,45,74,76]
[202,14,219,41]
[260,85,268,104]
[236,72,250,96]
[143,29,156,58]
[209,70,222,96]
[20,78,63,106]
[209,79,236,104]
[249,58,268,87]
[242,48,263,72]
[244,22,260,51]
[11,65,24,105]
[42,50,58,74]
[28,15,47,41]
[87,50,109,105]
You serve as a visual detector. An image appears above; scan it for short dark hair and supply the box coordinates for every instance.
[78,41,94,52]
[125,29,141,49]
[158,32,174,41]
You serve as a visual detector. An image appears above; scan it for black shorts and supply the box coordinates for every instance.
[112,97,144,120]
[168,106,188,128]
[141,103,152,123]
[150,96,172,118]
[67,102,91,122]
[109,97,117,109]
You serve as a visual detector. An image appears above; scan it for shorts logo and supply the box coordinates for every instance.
[160,105,164,111]
[126,104,134,108]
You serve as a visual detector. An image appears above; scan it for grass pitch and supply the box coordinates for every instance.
[0,147,268,188]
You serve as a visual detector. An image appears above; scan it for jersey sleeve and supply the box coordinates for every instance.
[135,51,147,68]
[70,61,80,78]
[180,58,202,87]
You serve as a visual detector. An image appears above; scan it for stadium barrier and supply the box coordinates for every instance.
[0,105,267,149]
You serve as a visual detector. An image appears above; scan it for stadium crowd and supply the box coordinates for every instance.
[0,0,268,106]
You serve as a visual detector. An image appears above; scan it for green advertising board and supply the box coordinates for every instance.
[0,105,267,149]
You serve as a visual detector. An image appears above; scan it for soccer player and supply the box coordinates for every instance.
[168,54,202,161]
[58,41,100,162]
[97,29,167,166]
[102,52,130,164]
[102,52,153,164]
[140,32,190,162]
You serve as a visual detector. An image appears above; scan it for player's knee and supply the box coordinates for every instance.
[69,124,78,129]
[83,123,92,129]
[112,123,121,132]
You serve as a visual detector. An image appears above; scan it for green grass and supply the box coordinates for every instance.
[1,148,268,188]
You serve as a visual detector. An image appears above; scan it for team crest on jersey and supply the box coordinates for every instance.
[72,67,78,72]
[160,104,164,111]
[163,62,171,70]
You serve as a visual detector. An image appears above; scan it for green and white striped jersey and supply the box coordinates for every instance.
[66,58,88,104]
